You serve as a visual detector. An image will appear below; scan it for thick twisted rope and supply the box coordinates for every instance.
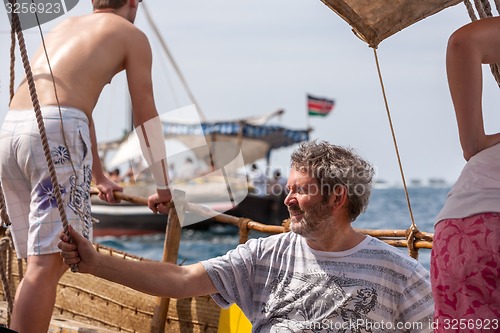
[0,237,14,326]
[9,29,16,101]
[0,187,11,228]
[465,0,500,87]
[0,10,19,323]
[0,6,18,229]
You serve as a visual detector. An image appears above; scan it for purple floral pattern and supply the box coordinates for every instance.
[34,177,66,210]
[34,141,92,240]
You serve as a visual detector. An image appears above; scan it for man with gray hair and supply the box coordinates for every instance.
[59,140,434,332]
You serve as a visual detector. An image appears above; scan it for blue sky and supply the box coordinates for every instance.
[1,1,499,185]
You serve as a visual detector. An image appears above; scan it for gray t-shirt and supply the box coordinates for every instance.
[201,233,433,332]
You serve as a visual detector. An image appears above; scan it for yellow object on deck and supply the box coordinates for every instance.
[218,304,252,333]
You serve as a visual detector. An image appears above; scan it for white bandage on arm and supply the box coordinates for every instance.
[136,116,169,190]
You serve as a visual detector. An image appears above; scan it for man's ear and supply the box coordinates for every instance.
[331,185,348,209]
[129,0,139,8]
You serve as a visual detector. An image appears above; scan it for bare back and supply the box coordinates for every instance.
[9,12,152,120]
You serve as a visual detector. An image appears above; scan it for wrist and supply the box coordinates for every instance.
[91,252,105,277]
[93,174,106,184]
[156,187,171,195]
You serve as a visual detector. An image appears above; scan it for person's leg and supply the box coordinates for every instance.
[10,253,67,333]
[431,214,500,332]
[7,108,93,332]
[446,16,500,160]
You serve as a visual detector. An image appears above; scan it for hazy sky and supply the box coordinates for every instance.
[1,1,499,185]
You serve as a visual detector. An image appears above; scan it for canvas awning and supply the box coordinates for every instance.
[320,0,464,47]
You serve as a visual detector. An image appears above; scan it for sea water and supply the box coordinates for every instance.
[95,186,451,271]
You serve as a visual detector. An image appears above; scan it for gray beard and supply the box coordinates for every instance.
[290,201,332,237]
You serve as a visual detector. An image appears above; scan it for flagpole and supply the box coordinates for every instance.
[306,94,311,131]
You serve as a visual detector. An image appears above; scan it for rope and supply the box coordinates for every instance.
[479,0,500,100]
[0,237,14,326]
[372,48,417,232]
[9,27,16,101]
[482,0,494,15]
[32,0,81,218]
[9,2,77,272]
[141,2,207,121]
[491,0,500,86]
[474,0,489,17]
[405,227,419,260]
[0,1,18,231]
[0,185,11,227]
[0,10,19,322]
[464,0,479,20]
[465,1,500,87]
[237,218,251,244]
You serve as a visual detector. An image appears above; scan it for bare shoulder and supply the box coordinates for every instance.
[68,13,148,42]
[97,15,151,53]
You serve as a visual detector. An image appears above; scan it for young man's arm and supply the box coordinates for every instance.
[124,28,171,213]
[59,226,218,298]
[447,16,500,160]
[90,117,123,203]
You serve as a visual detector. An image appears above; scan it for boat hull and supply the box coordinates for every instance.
[91,193,288,236]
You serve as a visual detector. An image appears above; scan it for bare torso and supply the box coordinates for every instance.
[9,12,143,119]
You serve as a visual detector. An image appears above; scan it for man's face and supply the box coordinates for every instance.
[284,168,333,237]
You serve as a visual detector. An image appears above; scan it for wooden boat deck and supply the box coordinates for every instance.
[0,301,117,332]
[0,242,221,333]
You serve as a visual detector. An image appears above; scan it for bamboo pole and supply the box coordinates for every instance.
[354,228,434,242]
[184,202,285,234]
[382,239,433,249]
[90,188,434,249]
[150,191,185,333]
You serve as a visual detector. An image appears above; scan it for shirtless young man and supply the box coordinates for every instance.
[0,1,171,331]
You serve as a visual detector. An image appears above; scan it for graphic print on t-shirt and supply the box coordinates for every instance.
[262,271,378,332]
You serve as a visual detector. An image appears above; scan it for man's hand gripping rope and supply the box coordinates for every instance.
[63,224,79,273]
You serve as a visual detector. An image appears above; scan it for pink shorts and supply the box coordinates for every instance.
[431,213,500,332]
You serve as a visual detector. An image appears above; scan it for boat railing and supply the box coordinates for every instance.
[92,188,433,250]
[95,188,433,251]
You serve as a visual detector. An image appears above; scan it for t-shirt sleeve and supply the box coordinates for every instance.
[396,262,434,332]
[200,239,257,313]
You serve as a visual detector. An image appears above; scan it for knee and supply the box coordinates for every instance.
[26,253,67,281]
